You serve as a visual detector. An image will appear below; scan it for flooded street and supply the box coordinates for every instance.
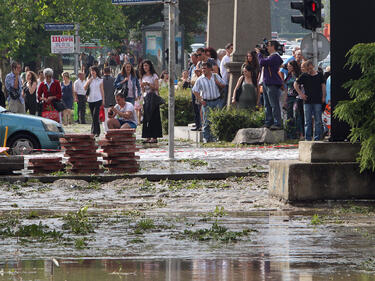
[1,125,374,280]
[0,176,375,280]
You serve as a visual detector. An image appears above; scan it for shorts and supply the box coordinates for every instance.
[118,119,137,128]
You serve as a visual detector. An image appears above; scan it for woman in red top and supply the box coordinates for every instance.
[37,68,62,122]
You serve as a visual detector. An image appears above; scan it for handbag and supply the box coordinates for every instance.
[235,76,244,102]
[42,104,59,122]
[86,84,90,96]
[52,99,66,112]
[9,87,21,100]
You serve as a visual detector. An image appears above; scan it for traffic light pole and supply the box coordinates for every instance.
[312,30,318,70]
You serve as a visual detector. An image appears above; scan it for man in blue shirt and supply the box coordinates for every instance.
[5,61,25,113]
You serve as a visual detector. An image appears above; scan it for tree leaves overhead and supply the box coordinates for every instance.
[0,0,207,66]
[0,0,127,64]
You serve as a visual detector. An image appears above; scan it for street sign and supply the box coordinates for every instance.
[112,0,163,5]
[301,32,329,61]
[45,23,75,31]
[51,35,75,54]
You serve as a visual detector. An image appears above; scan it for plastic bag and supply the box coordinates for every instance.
[73,102,78,121]
[99,105,105,122]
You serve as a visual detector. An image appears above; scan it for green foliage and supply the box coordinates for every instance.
[208,108,264,142]
[310,214,323,225]
[62,206,94,235]
[333,43,375,172]
[0,0,127,68]
[159,88,195,134]
[121,0,207,48]
[74,237,88,249]
[177,221,254,243]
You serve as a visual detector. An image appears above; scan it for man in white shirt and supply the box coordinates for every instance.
[192,61,226,143]
[73,72,87,124]
[220,43,233,85]
[219,43,233,107]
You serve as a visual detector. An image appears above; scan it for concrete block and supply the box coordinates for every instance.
[174,126,203,142]
[232,128,285,144]
[299,141,361,163]
[269,160,375,202]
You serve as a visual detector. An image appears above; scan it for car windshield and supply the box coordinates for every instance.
[0,106,7,113]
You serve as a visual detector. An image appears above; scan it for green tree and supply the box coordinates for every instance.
[334,43,375,172]
[0,0,127,73]
[121,0,207,48]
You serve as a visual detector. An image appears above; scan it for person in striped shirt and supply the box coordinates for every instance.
[192,61,226,143]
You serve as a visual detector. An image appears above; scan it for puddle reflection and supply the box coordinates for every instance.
[0,258,373,281]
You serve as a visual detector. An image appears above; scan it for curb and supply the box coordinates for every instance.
[0,171,267,183]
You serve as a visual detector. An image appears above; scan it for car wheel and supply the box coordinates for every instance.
[8,134,39,155]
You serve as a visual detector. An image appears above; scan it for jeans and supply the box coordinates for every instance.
[191,93,201,129]
[263,84,282,127]
[202,99,221,142]
[304,103,323,141]
[126,97,135,105]
[77,95,86,124]
[89,100,102,136]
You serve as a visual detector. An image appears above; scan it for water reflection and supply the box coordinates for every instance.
[0,258,374,281]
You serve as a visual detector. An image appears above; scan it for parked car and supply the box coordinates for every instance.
[0,106,64,154]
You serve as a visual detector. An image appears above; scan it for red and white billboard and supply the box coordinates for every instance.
[51,35,75,54]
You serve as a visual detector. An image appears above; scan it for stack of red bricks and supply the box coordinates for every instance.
[60,134,102,174]
[28,157,63,174]
[99,129,139,173]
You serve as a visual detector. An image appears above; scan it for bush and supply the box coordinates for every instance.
[208,107,264,142]
[159,87,195,134]
[334,43,375,172]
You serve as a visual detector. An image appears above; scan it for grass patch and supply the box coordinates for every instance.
[62,206,94,235]
[310,214,323,225]
[135,219,155,231]
[174,221,255,243]
[74,237,88,249]
[177,159,208,167]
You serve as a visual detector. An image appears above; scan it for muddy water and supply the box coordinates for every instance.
[1,258,374,281]
[1,178,375,280]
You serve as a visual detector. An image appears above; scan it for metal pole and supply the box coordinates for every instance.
[168,0,176,160]
[312,30,318,70]
[74,23,80,75]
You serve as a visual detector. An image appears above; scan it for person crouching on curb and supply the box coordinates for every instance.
[107,92,137,129]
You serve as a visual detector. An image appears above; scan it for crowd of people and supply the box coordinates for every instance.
[186,41,331,142]
[1,38,331,144]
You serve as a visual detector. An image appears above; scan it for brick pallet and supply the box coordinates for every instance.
[99,129,140,173]
[60,134,102,174]
[28,157,63,174]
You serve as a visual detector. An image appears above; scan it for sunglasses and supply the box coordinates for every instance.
[196,54,202,57]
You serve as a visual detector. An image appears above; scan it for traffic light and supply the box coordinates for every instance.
[291,0,323,31]
[291,1,305,27]
[305,0,323,30]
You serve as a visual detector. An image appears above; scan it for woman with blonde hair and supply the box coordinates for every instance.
[61,72,74,125]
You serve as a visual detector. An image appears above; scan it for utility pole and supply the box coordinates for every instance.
[74,23,80,75]
[167,0,177,160]
[312,31,318,70]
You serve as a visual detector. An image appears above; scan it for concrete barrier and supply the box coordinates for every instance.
[269,141,375,203]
